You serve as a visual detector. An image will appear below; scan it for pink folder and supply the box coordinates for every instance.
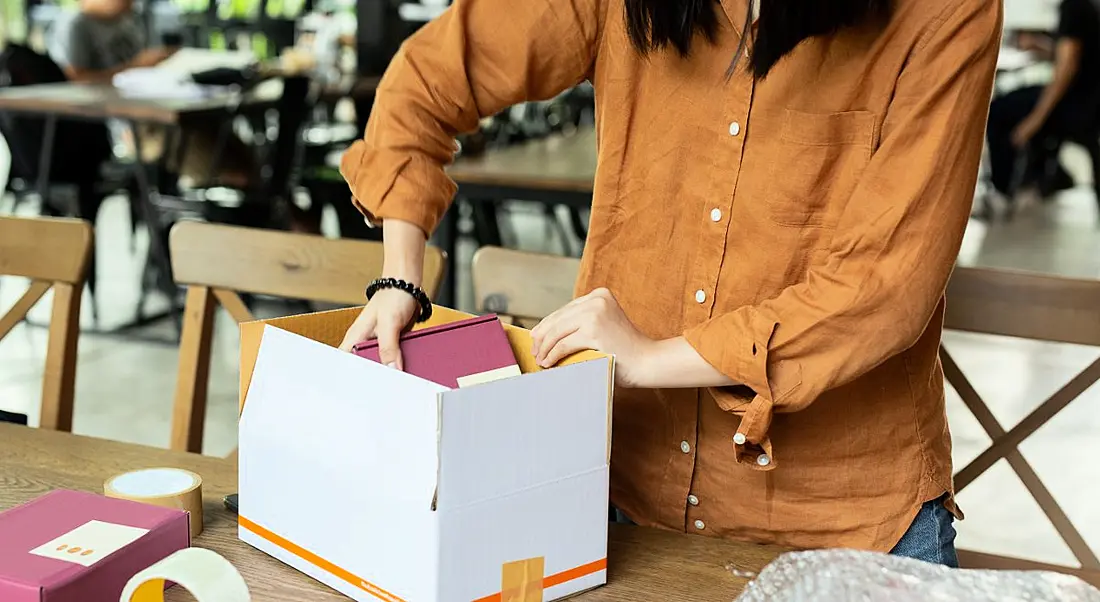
[0,490,190,602]
[352,314,519,388]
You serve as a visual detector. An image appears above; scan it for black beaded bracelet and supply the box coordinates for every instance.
[365,277,433,323]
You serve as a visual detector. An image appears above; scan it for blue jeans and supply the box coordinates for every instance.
[889,496,959,567]
[611,496,958,567]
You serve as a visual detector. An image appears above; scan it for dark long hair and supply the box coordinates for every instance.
[625,0,892,78]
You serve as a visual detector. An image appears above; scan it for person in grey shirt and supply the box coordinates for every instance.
[60,0,256,190]
[63,0,172,81]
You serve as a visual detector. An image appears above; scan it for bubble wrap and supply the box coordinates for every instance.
[734,549,1100,602]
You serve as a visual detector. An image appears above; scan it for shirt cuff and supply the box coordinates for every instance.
[684,307,785,470]
[340,140,455,236]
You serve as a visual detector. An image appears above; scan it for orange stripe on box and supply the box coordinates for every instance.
[543,558,607,589]
[238,515,407,602]
[472,558,607,602]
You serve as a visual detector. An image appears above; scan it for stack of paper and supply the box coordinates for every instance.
[111,48,257,99]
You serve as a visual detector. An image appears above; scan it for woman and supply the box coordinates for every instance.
[339,0,1000,565]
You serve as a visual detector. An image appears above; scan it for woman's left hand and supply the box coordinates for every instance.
[531,288,653,387]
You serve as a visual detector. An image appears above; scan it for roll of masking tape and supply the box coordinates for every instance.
[120,547,250,602]
[105,468,204,539]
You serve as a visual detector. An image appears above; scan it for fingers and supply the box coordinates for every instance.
[541,331,589,368]
[535,319,580,367]
[338,312,376,352]
[532,303,586,364]
[375,318,404,371]
[531,288,605,354]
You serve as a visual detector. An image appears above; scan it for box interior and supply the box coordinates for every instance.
[239,305,609,412]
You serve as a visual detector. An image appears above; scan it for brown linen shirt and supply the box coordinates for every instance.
[341,0,1002,551]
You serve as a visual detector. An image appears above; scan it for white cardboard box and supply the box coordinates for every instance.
[237,306,614,602]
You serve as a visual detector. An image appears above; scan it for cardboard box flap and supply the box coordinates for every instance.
[434,357,612,511]
[240,307,362,412]
[240,326,446,508]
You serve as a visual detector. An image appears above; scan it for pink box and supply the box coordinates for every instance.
[351,314,519,388]
[0,490,190,602]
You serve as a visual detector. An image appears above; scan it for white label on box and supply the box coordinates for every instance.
[28,520,150,567]
[455,364,522,388]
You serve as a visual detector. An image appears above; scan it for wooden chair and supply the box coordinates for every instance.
[167,221,446,453]
[944,266,1100,586]
[0,216,92,431]
[471,246,580,328]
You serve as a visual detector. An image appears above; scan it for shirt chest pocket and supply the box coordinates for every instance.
[762,109,877,228]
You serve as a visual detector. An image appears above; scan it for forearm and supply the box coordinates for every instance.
[1032,66,1075,121]
[1030,40,1081,122]
[633,337,738,389]
[382,219,427,286]
[65,65,124,84]
[340,0,600,236]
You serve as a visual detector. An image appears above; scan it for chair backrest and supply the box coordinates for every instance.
[944,266,1100,345]
[942,266,1100,586]
[166,220,447,453]
[0,216,92,431]
[471,246,580,328]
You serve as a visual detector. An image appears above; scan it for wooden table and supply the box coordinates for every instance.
[436,128,598,305]
[0,82,278,125]
[0,82,281,338]
[318,74,384,103]
[448,127,596,206]
[0,424,782,601]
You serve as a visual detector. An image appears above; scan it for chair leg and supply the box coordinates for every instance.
[76,184,105,323]
[1006,149,1030,220]
[40,282,81,432]
[171,286,217,453]
[1086,140,1100,223]
[541,205,573,256]
[568,207,588,254]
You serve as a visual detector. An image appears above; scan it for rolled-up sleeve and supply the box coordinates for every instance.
[340,0,605,235]
[683,0,1001,468]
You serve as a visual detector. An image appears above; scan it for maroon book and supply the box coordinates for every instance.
[351,314,520,388]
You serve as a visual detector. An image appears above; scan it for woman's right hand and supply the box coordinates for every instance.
[339,288,419,369]
[337,218,429,370]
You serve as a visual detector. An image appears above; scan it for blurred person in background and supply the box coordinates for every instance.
[339,0,1001,565]
[986,0,1100,199]
[54,0,256,190]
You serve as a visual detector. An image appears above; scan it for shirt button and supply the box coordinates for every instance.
[710,208,722,222]
[757,454,771,467]
[688,494,700,506]
[694,519,706,530]
[728,121,741,137]
[680,440,691,454]
[733,432,747,445]
[695,290,706,304]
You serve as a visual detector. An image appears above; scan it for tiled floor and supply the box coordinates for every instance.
[2,149,1100,568]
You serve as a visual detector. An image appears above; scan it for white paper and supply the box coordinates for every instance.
[455,364,522,388]
[29,520,149,567]
[156,48,256,75]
